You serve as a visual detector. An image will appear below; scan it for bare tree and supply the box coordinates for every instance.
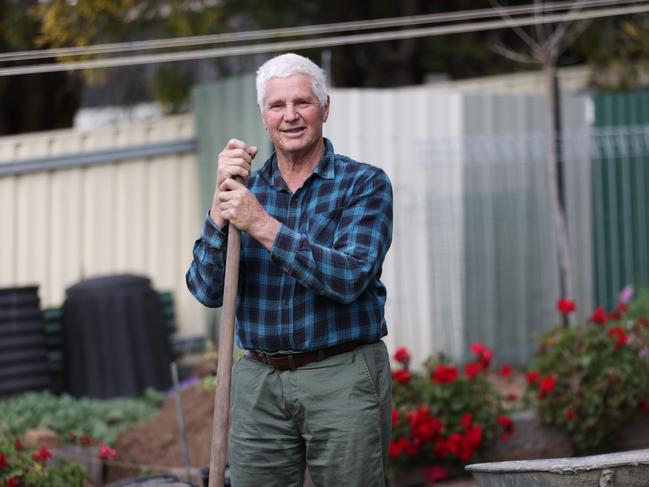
[489,0,593,326]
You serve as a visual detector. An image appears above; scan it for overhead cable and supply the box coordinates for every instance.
[0,2,648,77]
[0,0,644,62]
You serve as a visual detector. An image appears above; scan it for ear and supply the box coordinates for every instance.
[322,96,330,123]
[258,104,268,130]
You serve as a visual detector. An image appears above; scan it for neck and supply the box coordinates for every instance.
[276,139,325,181]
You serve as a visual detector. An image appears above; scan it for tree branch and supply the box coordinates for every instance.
[548,0,591,52]
[534,0,548,44]
[489,0,539,51]
[556,19,592,57]
[489,39,538,64]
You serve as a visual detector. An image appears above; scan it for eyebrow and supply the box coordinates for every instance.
[266,95,317,106]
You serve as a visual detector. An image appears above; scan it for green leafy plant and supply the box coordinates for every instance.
[389,344,513,484]
[0,389,163,445]
[0,436,87,487]
[526,289,649,453]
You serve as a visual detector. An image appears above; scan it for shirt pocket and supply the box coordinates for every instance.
[307,209,340,245]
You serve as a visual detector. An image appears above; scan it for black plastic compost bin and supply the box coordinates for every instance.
[62,274,172,398]
[0,286,52,398]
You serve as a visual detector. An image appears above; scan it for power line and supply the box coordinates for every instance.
[0,0,644,62]
[0,2,647,77]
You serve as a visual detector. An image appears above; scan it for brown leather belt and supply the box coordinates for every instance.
[247,341,359,370]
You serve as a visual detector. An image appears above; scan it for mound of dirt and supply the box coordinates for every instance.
[105,384,216,484]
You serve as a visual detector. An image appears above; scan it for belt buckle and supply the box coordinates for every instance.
[256,351,273,366]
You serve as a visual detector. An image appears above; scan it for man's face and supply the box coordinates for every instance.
[261,74,329,158]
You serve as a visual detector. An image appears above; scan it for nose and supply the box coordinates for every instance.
[283,103,299,122]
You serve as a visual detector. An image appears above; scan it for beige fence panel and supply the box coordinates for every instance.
[326,87,465,367]
[0,115,206,336]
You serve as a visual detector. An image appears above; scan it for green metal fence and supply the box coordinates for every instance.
[593,93,649,309]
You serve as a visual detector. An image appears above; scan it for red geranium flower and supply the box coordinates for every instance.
[638,399,649,416]
[7,477,19,487]
[423,465,448,484]
[407,406,444,444]
[589,306,608,325]
[505,393,519,401]
[99,443,117,460]
[405,437,422,455]
[463,423,483,450]
[609,302,629,320]
[497,415,515,440]
[0,452,8,469]
[392,409,400,426]
[393,347,411,365]
[388,437,409,458]
[392,369,411,384]
[499,363,512,377]
[556,298,576,315]
[607,325,628,350]
[14,436,24,451]
[459,413,473,429]
[32,447,52,462]
[432,364,458,384]
[526,371,540,385]
[82,435,91,445]
[538,374,556,399]
[464,362,482,379]
[471,343,493,368]
[564,407,576,421]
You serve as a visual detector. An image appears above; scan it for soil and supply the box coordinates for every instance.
[104,384,215,484]
[104,362,526,486]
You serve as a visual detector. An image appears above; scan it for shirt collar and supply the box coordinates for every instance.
[259,138,336,189]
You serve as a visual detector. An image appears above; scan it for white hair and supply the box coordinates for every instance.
[256,53,328,109]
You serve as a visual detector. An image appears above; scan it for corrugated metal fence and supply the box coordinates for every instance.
[593,93,649,309]
[0,115,207,335]
[3,83,649,368]
[325,88,594,365]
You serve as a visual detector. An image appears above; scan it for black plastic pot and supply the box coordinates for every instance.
[0,286,51,398]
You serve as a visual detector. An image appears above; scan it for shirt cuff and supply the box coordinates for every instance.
[270,223,301,264]
[202,212,228,250]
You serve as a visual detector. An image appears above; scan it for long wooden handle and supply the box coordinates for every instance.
[209,223,241,487]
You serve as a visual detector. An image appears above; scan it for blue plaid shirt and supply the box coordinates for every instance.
[186,138,393,352]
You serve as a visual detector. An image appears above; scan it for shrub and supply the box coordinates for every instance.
[389,344,512,483]
[526,288,649,452]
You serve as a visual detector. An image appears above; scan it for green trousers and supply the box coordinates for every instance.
[229,340,392,487]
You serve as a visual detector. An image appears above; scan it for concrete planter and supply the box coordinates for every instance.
[466,448,649,486]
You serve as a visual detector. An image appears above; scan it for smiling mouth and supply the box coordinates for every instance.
[281,127,305,135]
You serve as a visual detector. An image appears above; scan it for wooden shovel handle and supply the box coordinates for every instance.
[208,220,241,487]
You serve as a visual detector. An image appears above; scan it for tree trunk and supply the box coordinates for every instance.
[544,61,575,326]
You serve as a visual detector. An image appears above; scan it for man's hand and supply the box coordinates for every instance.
[210,138,280,250]
[218,178,280,251]
[210,139,257,228]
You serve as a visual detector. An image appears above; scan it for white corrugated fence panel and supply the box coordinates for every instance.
[327,87,465,367]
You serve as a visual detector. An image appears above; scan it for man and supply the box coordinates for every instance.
[186,53,393,486]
